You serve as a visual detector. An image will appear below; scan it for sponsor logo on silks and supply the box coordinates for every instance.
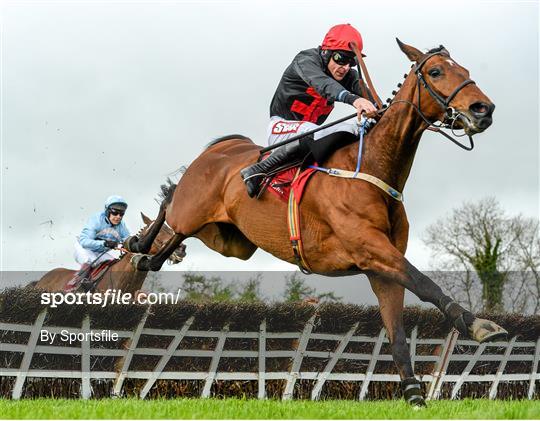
[272,121,305,134]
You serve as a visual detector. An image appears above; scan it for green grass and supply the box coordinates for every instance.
[0,398,538,419]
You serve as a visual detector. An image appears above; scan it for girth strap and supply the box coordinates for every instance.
[287,171,312,274]
[309,166,403,201]
[286,166,402,273]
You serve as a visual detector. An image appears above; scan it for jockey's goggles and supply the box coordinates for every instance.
[109,209,125,217]
[331,51,356,67]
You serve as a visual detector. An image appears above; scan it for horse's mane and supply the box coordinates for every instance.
[135,178,177,237]
[206,134,251,149]
[426,45,447,55]
[158,177,177,207]
[378,44,449,114]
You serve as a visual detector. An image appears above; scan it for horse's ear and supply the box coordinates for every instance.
[396,38,423,62]
[141,212,152,225]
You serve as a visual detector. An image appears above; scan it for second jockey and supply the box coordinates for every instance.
[73,195,131,284]
[241,23,377,197]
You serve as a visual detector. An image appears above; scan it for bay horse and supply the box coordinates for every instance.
[34,213,185,293]
[124,40,507,405]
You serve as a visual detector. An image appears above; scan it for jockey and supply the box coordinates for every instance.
[241,23,377,197]
[73,195,130,282]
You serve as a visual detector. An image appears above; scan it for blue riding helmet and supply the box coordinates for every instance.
[104,195,128,212]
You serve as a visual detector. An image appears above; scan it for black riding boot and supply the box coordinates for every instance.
[76,263,92,281]
[74,263,94,291]
[240,141,304,198]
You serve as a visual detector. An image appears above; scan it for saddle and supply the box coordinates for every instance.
[258,131,358,201]
[64,259,119,292]
[260,161,316,202]
[251,132,358,273]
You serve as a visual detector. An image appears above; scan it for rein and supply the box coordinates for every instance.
[350,42,383,109]
[386,98,476,151]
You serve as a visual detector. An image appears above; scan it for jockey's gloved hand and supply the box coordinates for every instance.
[103,240,119,249]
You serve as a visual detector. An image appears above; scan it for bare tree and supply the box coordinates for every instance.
[424,197,539,313]
[510,217,540,313]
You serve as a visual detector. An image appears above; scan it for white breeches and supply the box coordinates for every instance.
[74,240,119,266]
[267,116,361,146]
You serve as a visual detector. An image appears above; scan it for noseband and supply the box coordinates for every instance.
[389,48,477,150]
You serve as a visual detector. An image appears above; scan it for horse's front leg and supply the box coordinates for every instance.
[124,205,167,254]
[132,233,185,271]
[401,259,507,343]
[351,229,508,343]
[367,274,425,406]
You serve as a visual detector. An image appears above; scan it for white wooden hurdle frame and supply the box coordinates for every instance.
[1,309,538,400]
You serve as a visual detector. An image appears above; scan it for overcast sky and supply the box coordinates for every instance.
[0,1,538,302]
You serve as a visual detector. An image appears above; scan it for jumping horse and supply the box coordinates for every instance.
[124,40,507,405]
[34,213,185,293]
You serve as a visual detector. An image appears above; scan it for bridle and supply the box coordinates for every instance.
[387,48,477,150]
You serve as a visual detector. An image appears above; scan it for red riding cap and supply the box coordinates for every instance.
[321,23,363,53]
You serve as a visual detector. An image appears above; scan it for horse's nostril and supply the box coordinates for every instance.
[470,102,494,117]
[473,104,487,114]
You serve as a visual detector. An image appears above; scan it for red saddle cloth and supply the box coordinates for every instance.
[64,259,118,292]
[265,165,317,203]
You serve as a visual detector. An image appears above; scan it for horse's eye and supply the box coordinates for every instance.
[428,68,441,78]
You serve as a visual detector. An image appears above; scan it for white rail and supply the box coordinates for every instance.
[0,310,538,400]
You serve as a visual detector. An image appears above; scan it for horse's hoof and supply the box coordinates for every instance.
[178,243,187,257]
[169,255,183,264]
[169,244,187,264]
[411,398,426,409]
[470,317,508,343]
[130,253,150,271]
[402,377,425,407]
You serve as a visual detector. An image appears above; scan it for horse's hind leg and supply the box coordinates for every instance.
[368,274,425,406]
[133,233,185,272]
[402,259,507,343]
[124,205,167,254]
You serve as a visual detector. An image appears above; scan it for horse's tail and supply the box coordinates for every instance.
[158,177,178,207]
